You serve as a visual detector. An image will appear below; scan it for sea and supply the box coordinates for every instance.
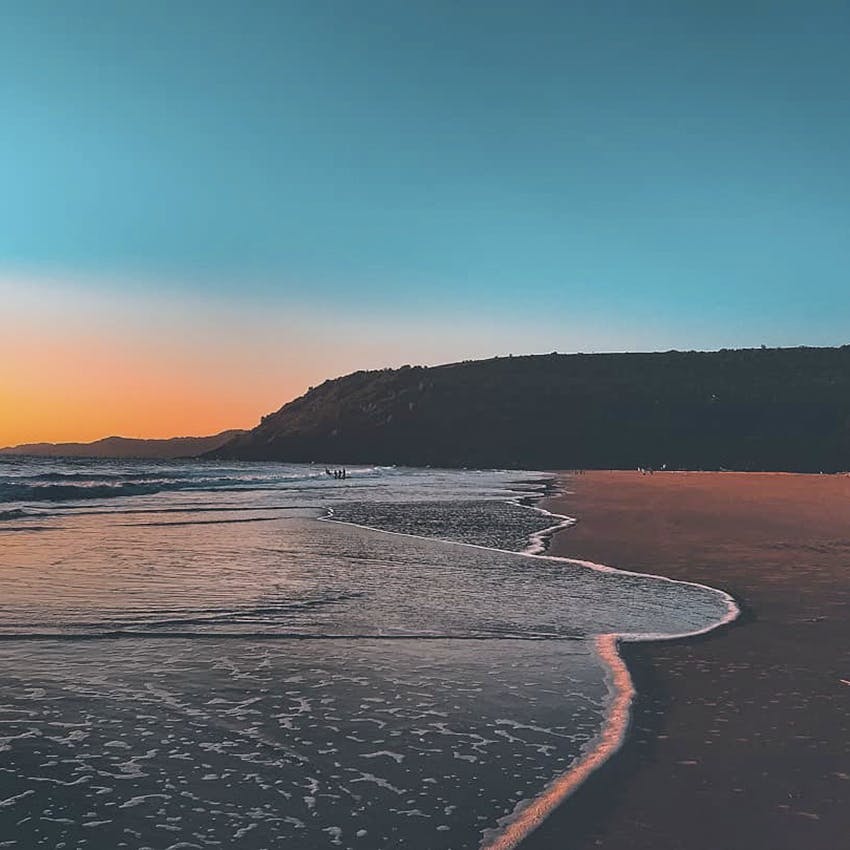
[0,459,736,849]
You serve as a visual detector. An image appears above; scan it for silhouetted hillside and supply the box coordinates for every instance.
[1,430,245,459]
[209,348,850,472]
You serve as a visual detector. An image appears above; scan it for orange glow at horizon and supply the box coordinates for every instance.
[0,277,329,446]
[0,328,308,446]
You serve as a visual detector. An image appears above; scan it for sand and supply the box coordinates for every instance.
[522,471,850,850]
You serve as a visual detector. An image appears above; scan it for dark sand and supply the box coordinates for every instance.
[523,471,850,850]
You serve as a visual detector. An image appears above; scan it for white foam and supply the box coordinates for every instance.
[119,794,170,809]
[0,789,34,808]
[361,750,405,763]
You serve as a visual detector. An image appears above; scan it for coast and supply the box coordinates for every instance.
[523,471,850,850]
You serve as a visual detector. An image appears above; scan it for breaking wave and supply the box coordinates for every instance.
[0,482,170,502]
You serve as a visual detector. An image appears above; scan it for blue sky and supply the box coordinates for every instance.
[2,2,850,430]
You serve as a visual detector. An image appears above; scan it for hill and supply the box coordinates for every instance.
[208,347,850,472]
[0,430,245,460]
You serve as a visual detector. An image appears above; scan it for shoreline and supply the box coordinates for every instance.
[321,477,739,850]
[521,470,850,850]
[479,477,738,850]
[481,633,635,850]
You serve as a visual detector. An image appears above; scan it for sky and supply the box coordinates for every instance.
[2,1,850,444]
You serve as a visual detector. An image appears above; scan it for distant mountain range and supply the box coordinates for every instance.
[208,346,850,472]
[0,430,245,459]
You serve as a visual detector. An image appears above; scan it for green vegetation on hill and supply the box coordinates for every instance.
[210,347,850,471]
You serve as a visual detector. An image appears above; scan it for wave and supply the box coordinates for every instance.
[0,508,32,521]
[0,482,168,503]
[0,630,579,642]
[0,478,304,503]
[28,471,169,482]
[1,465,393,505]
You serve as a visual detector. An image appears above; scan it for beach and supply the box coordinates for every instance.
[524,471,850,850]
[2,462,845,847]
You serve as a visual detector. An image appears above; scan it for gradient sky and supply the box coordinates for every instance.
[2,2,850,444]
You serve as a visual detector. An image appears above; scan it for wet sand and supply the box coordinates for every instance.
[524,471,850,850]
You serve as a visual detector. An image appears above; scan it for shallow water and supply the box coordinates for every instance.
[0,460,732,848]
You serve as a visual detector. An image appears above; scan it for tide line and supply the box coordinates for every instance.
[478,477,739,849]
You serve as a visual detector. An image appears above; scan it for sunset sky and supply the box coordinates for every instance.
[3,2,850,445]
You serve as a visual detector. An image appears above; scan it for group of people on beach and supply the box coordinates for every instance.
[325,468,347,479]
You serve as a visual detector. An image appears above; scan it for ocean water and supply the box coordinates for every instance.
[0,460,734,849]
